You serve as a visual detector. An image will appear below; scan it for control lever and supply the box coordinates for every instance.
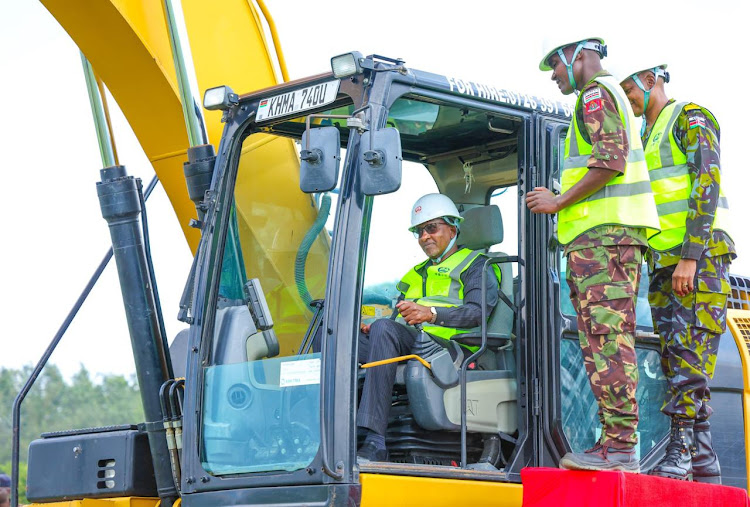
[244,278,273,330]
[410,324,460,389]
[243,278,279,357]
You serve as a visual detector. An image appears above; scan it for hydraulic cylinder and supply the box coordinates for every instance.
[96,165,178,506]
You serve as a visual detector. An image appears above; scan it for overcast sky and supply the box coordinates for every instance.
[1,1,748,380]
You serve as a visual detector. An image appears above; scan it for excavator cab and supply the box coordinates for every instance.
[23,52,750,507]
[177,54,740,505]
[179,56,548,504]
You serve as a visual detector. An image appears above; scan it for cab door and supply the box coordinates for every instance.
[534,114,671,469]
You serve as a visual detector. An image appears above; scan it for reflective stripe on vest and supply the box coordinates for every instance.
[644,101,732,251]
[397,248,499,341]
[558,75,660,245]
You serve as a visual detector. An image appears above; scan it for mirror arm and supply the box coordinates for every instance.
[300,148,323,164]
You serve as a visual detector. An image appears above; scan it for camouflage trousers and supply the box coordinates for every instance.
[566,244,644,449]
[649,254,732,420]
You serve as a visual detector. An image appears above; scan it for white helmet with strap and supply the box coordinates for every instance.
[618,63,669,129]
[539,36,607,91]
[409,193,464,263]
[409,193,463,230]
[618,63,669,86]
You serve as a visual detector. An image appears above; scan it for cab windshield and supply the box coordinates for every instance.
[199,98,352,475]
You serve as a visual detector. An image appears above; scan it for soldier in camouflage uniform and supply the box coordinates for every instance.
[621,65,736,483]
[529,37,660,472]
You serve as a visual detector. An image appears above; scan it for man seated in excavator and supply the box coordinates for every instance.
[356,193,501,462]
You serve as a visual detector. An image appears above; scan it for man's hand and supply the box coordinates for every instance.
[360,323,371,334]
[526,187,561,214]
[396,300,433,325]
[672,258,697,297]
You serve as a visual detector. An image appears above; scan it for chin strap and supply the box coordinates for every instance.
[632,67,669,136]
[632,74,652,136]
[556,40,607,94]
[433,235,457,264]
[557,42,585,92]
[433,216,460,264]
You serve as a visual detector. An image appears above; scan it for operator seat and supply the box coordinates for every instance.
[404,204,518,436]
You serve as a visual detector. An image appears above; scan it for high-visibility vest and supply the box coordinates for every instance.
[397,248,499,341]
[644,101,732,251]
[558,75,660,245]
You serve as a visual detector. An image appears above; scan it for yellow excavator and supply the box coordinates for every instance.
[12,2,750,506]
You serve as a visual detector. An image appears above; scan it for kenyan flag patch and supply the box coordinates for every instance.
[583,87,602,103]
[688,116,706,129]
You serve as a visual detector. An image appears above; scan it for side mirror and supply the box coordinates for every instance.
[299,126,341,193]
[360,127,403,196]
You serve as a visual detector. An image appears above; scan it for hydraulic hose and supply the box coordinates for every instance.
[294,194,331,308]
[138,179,174,378]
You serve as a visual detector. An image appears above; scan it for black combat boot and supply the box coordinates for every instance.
[650,418,694,481]
[692,420,721,484]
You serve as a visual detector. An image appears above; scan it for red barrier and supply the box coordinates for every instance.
[521,467,749,507]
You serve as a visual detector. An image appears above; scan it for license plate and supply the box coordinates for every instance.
[256,79,340,121]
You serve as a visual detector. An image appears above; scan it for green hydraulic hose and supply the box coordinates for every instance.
[295,194,332,309]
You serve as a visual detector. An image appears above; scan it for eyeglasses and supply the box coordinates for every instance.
[412,221,445,238]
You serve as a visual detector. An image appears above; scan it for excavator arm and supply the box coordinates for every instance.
[40,0,297,254]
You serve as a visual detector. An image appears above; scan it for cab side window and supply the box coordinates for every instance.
[361,164,438,321]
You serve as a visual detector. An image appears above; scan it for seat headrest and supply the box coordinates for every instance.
[459,205,503,250]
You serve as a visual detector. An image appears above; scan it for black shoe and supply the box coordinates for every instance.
[692,420,721,484]
[357,442,388,463]
[559,443,640,473]
[650,418,694,481]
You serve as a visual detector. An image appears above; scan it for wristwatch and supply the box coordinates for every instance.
[429,306,438,324]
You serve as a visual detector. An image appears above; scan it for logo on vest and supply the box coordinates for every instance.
[651,132,662,144]
[437,267,450,273]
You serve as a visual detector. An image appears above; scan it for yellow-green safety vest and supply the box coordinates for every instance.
[397,248,500,341]
[644,101,732,251]
[558,75,660,245]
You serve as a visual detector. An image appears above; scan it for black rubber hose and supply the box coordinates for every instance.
[295,194,331,308]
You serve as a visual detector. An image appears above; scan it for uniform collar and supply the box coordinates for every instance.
[582,70,611,90]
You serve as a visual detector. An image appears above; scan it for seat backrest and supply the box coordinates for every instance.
[460,205,503,250]
[459,205,514,338]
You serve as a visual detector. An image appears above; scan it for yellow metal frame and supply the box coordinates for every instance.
[26,479,523,507]
[360,474,522,507]
[726,308,750,492]
[27,497,160,507]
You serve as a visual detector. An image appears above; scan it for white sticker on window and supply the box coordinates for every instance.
[279,358,321,387]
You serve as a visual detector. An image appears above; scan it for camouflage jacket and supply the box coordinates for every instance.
[643,99,736,269]
[565,71,648,254]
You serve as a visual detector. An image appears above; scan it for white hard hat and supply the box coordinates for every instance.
[618,63,669,85]
[539,36,606,71]
[409,193,463,231]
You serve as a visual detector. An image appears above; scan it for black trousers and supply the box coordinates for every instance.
[356,319,418,436]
